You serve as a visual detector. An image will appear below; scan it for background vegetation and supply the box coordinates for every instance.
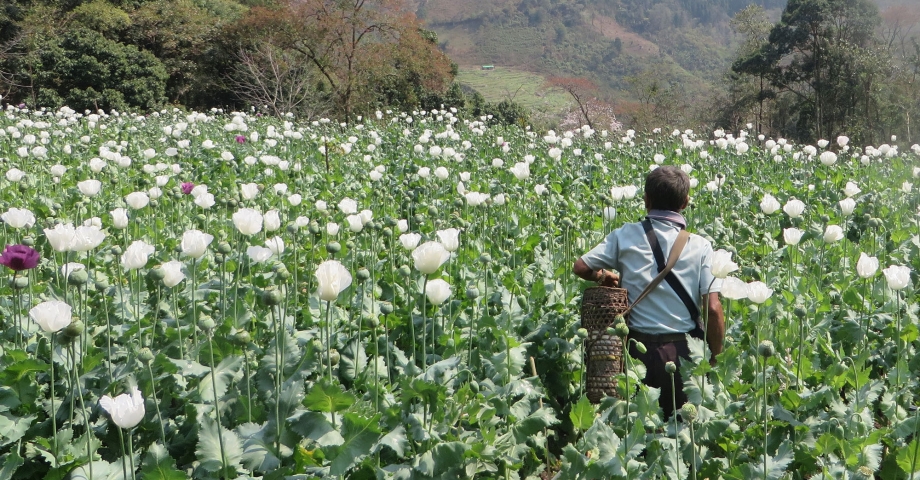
[0,0,917,144]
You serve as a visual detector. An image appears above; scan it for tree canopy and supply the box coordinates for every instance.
[0,0,455,119]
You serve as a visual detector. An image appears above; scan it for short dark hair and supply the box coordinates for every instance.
[645,166,690,212]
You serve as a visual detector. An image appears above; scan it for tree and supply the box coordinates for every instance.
[545,76,602,129]
[624,70,688,130]
[230,41,332,118]
[727,5,772,132]
[234,0,453,121]
[733,0,883,142]
[10,27,167,110]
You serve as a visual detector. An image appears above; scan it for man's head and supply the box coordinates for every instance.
[644,166,690,212]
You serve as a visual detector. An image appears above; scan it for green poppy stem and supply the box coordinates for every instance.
[421,276,428,369]
[146,360,166,446]
[207,332,229,477]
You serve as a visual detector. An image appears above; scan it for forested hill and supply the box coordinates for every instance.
[412,0,786,90]
[413,0,914,133]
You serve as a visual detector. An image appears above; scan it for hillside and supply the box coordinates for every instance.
[415,0,916,123]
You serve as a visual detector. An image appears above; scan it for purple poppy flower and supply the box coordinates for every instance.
[181,182,195,195]
[235,135,246,144]
[0,244,40,271]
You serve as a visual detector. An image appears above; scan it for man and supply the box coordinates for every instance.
[572,165,725,415]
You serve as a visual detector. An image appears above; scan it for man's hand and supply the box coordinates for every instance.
[597,270,620,287]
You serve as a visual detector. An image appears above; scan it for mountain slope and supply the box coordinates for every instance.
[416,0,910,123]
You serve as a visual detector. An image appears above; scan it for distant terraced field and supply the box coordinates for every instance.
[456,66,572,114]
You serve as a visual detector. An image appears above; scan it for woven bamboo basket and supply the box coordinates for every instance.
[581,286,628,403]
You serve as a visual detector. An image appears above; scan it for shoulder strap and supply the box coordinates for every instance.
[637,219,702,324]
[621,222,690,318]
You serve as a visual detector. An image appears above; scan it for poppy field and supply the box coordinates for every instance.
[1,105,920,479]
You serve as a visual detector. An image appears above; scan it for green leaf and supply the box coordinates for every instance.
[304,381,355,414]
[0,358,48,382]
[0,412,35,448]
[237,422,282,472]
[0,451,23,479]
[199,355,243,403]
[328,413,382,476]
[70,459,121,480]
[375,425,409,457]
[195,416,244,473]
[897,439,920,475]
[414,441,467,477]
[288,411,344,447]
[569,395,595,431]
[140,443,185,480]
[338,339,367,383]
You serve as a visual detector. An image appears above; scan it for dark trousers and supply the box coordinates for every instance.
[628,339,691,417]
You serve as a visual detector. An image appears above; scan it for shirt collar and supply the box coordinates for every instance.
[646,209,687,229]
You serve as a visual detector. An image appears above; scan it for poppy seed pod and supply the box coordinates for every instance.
[758,340,775,357]
[680,403,698,422]
[138,347,155,364]
[665,361,677,374]
[262,289,282,306]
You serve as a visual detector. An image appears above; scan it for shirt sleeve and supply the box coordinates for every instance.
[581,230,619,271]
[698,240,722,295]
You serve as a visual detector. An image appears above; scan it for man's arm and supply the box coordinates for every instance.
[573,258,619,286]
[705,292,724,365]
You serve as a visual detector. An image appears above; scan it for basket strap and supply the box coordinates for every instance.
[621,227,689,319]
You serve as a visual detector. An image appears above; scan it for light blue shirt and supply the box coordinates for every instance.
[581,217,721,335]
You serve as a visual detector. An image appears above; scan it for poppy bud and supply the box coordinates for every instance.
[382,227,393,237]
[427,206,438,216]
[606,326,616,336]
[328,349,340,366]
[615,323,630,338]
[576,328,589,339]
[794,306,806,318]
[326,241,341,254]
[11,276,29,290]
[398,265,411,277]
[479,253,492,264]
[148,267,166,281]
[276,268,291,282]
[110,246,122,256]
[665,361,677,374]
[217,242,232,255]
[635,341,647,354]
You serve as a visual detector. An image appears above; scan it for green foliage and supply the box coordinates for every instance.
[728,0,908,143]
[13,27,167,110]
[71,0,132,36]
